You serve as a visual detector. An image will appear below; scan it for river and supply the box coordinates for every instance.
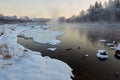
[18,23,120,80]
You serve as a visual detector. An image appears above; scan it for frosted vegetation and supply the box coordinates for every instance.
[58,0,120,23]
[0,14,50,24]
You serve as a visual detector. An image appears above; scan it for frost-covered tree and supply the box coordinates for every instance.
[87,1,104,22]
[66,0,120,23]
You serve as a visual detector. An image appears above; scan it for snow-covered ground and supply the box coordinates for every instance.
[0,23,73,80]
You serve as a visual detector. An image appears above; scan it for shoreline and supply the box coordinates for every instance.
[0,23,73,80]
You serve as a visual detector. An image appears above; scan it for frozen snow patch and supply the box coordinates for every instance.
[85,54,89,57]
[99,39,106,42]
[47,48,57,51]
[21,29,64,45]
[96,50,108,59]
[48,40,61,45]
[106,43,114,46]
[110,47,116,49]
[116,44,120,50]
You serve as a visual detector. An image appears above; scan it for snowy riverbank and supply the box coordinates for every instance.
[0,23,73,80]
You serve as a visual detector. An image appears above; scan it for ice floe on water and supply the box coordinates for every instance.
[99,39,107,42]
[96,50,108,59]
[110,47,116,49]
[47,48,57,51]
[99,39,118,50]
[115,44,120,58]
[116,44,120,51]
[106,41,117,46]
[0,23,73,80]
[20,29,64,45]
[85,54,89,57]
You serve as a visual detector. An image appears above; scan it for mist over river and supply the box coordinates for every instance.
[18,22,120,80]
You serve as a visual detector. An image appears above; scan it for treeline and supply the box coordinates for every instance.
[0,14,50,24]
[59,0,120,23]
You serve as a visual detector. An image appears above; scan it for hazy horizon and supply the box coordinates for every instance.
[0,0,109,18]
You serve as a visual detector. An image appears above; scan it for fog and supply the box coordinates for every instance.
[0,0,109,18]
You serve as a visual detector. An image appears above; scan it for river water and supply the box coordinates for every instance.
[18,23,120,80]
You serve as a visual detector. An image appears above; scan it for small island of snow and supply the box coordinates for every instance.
[47,48,57,51]
[96,50,108,59]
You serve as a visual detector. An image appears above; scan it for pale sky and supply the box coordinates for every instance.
[0,0,109,18]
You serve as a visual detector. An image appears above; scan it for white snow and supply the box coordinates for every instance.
[106,41,117,46]
[47,48,57,51]
[85,54,89,57]
[116,43,120,50]
[0,54,73,80]
[106,43,114,46]
[99,39,106,42]
[0,23,73,80]
[110,47,116,49]
[96,50,108,59]
[41,25,50,30]
[20,29,64,45]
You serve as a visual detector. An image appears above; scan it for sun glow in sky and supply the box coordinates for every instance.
[0,0,109,18]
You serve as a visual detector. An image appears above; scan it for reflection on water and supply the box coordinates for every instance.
[18,23,120,80]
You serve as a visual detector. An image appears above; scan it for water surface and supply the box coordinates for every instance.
[18,23,120,80]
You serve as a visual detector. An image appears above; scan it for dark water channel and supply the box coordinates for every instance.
[18,23,120,80]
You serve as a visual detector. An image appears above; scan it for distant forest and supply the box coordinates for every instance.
[58,0,120,23]
[0,14,49,24]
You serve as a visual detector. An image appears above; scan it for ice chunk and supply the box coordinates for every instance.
[99,39,106,42]
[106,43,114,46]
[96,50,108,59]
[110,47,116,49]
[115,44,120,58]
[116,44,120,50]
[48,40,61,45]
[47,48,57,51]
[21,29,64,45]
[106,41,117,47]
[85,54,89,57]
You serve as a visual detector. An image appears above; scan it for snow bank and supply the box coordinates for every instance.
[0,54,73,80]
[96,50,108,59]
[47,48,57,51]
[0,24,73,80]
